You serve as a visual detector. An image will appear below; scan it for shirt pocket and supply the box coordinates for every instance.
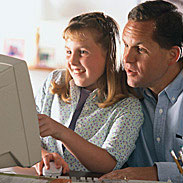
[174,130,183,151]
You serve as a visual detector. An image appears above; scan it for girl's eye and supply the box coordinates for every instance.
[66,50,71,55]
[80,50,88,55]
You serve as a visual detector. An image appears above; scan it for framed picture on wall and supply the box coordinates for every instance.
[3,38,25,59]
[38,47,55,68]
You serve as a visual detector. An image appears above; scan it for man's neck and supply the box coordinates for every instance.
[149,62,183,98]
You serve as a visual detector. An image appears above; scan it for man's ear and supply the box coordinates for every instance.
[168,46,181,66]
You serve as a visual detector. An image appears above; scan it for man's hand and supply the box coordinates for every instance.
[99,166,158,181]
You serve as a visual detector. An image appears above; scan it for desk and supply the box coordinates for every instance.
[0,166,103,183]
[0,166,38,176]
[0,167,168,183]
[0,166,103,178]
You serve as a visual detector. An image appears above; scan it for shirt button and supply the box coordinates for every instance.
[172,97,175,101]
[159,109,163,114]
[157,137,161,142]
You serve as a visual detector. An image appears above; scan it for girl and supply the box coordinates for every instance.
[35,12,143,175]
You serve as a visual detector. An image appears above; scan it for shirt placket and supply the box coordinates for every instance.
[154,93,168,161]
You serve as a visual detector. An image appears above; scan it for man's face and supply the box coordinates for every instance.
[122,20,170,92]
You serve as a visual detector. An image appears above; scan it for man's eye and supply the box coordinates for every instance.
[137,47,146,54]
[124,43,128,48]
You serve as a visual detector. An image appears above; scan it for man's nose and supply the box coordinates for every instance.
[123,48,136,63]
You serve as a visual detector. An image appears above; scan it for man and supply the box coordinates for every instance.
[100,0,183,182]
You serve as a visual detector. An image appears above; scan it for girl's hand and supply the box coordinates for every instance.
[34,152,69,176]
[38,114,62,139]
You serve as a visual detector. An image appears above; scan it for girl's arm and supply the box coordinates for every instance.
[38,98,143,173]
[38,114,116,173]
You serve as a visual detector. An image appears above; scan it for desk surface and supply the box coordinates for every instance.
[0,166,103,178]
[0,167,169,183]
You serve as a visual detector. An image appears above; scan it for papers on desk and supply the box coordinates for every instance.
[96,180,168,183]
[0,173,72,183]
[0,168,168,183]
[0,174,169,183]
[0,173,49,183]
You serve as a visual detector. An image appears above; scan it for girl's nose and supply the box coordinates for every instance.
[69,52,80,66]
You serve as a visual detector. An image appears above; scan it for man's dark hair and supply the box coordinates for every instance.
[128,0,183,60]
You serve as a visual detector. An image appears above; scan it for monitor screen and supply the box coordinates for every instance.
[0,55,41,169]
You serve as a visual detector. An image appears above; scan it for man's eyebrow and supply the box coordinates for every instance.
[122,39,143,46]
[136,42,143,45]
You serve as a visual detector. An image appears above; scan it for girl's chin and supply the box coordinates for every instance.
[74,81,86,87]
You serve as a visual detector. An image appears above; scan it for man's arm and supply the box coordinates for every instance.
[100,163,183,182]
[155,162,183,182]
[99,166,158,181]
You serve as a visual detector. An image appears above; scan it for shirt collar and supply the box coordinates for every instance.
[142,69,183,104]
[142,88,157,103]
[69,79,98,96]
[163,69,183,104]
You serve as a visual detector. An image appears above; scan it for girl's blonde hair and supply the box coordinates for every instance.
[51,12,134,108]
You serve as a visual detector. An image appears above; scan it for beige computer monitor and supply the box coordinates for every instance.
[0,55,41,168]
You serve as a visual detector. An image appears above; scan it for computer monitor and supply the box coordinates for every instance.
[0,54,41,169]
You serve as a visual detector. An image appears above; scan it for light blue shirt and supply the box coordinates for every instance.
[127,69,183,182]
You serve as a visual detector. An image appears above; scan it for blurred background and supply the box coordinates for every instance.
[0,0,182,95]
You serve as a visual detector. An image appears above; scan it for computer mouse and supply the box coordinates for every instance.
[42,161,62,177]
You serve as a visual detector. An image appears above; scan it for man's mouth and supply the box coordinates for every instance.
[125,68,138,75]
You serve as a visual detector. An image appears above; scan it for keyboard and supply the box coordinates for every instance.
[44,174,168,183]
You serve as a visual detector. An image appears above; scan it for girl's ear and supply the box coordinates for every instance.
[168,46,181,66]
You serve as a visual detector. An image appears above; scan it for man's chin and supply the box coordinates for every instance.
[127,81,141,88]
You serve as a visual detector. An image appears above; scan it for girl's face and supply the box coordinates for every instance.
[65,30,106,91]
